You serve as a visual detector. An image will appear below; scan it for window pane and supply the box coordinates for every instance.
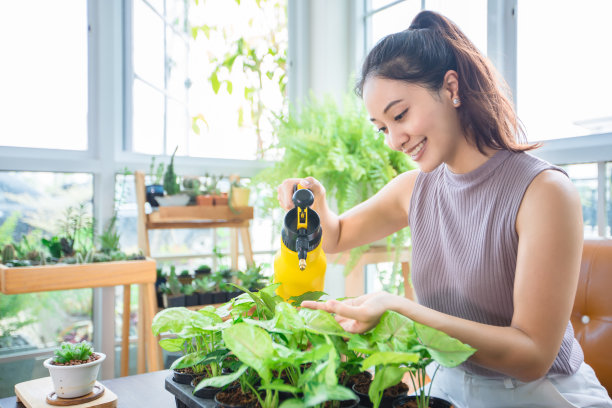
[167,28,188,100]
[132,80,164,155]
[133,0,165,89]
[517,1,612,141]
[166,98,188,153]
[562,163,599,238]
[424,0,487,54]
[0,1,88,150]
[0,172,93,397]
[370,1,421,45]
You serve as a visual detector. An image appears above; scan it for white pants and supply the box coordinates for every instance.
[423,362,612,408]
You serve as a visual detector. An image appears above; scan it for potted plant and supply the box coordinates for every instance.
[194,275,215,305]
[146,156,165,207]
[178,269,194,286]
[162,269,186,308]
[228,174,250,214]
[43,341,106,398]
[237,263,268,292]
[194,264,212,278]
[157,146,190,207]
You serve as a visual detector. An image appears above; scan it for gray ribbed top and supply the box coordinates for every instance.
[408,149,584,377]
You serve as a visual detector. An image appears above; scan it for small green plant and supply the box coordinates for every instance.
[53,341,94,364]
[163,146,181,196]
[2,244,15,264]
[149,156,165,185]
[237,263,268,291]
[98,215,121,255]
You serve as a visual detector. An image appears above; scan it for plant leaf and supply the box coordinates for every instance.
[152,307,192,335]
[194,364,248,391]
[360,351,420,369]
[288,291,327,306]
[414,322,476,367]
[368,366,411,408]
[158,337,186,352]
[300,308,346,336]
[222,323,274,384]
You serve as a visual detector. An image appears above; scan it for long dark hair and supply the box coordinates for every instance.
[356,10,537,153]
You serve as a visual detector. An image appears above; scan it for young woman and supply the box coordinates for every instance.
[277,10,612,408]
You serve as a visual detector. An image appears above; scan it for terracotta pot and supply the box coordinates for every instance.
[213,193,228,206]
[196,195,214,206]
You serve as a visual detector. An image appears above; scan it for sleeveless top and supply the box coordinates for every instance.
[408,149,584,377]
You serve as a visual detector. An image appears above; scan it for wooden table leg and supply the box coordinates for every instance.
[137,283,146,374]
[239,225,254,267]
[230,228,239,270]
[121,284,131,377]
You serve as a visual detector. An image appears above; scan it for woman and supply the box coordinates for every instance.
[277,10,612,408]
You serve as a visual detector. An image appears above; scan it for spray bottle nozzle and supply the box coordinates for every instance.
[292,188,314,209]
[296,233,308,271]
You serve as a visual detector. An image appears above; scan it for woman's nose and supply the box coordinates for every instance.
[386,129,406,152]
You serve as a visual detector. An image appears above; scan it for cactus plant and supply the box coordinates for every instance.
[163,146,180,196]
[2,244,16,264]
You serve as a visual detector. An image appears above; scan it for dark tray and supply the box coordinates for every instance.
[165,373,216,408]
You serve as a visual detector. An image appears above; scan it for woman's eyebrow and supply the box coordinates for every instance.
[369,99,404,122]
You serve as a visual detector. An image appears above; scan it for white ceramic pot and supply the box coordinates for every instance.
[43,352,106,398]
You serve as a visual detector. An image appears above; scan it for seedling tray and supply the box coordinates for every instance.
[165,373,215,408]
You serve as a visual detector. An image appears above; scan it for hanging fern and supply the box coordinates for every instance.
[256,93,417,284]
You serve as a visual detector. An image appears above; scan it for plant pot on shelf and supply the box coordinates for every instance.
[156,194,190,207]
[172,368,197,385]
[43,353,106,398]
[177,275,193,286]
[212,291,228,304]
[393,395,453,408]
[215,387,259,408]
[196,194,214,206]
[230,187,250,207]
[213,193,228,206]
[146,184,164,207]
[164,294,186,308]
[197,292,214,305]
[184,293,199,307]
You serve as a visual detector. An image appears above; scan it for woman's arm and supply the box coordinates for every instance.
[303,169,583,382]
[277,170,418,253]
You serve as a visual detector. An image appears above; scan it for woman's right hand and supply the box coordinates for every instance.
[277,177,327,211]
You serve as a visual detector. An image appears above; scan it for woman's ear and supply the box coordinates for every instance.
[443,70,460,107]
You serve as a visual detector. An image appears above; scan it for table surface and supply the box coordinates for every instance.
[0,370,175,408]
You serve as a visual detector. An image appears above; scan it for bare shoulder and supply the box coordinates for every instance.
[382,169,420,209]
[517,169,581,233]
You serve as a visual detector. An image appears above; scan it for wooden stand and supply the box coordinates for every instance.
[0,258,161,376]
[134,171,255,372]
[15,378,117,408]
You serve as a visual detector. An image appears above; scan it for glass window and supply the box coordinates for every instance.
[0,1,88,150]
[129,0,288,160]
[369,1,421,45]
[517,0,612,141]
[562,163,599,238]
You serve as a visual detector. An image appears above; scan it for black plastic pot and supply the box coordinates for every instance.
[352,382,408,408]
[146,184,164,207]
[185,293,199,307]
[213,292,228,304]
[227,290,242,301]
[392,395,453,408]
[198,292,214,305]
[191,378,220,399]
[165,294,186,308]
[214,388,258,408]
[172,369,196,385]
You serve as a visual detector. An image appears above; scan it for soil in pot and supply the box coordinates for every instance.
[393,395,454,408]
[191,375,221,399]
[339,370,373,389]
[173,367,197,384]
[353,378,409,408]
[215,387,261,408]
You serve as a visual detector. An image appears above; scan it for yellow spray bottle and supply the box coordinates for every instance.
[273,186,326,300]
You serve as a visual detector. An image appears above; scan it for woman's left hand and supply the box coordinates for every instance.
[301,291,398,333]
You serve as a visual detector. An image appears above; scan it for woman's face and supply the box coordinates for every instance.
[362,76,464,173]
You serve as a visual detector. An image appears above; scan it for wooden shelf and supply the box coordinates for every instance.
[146,205,253,229]
[0,258,156,295]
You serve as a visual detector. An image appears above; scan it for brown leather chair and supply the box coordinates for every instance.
[571,239,612,396]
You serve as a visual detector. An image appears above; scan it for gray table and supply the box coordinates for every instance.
[0,370,176,408]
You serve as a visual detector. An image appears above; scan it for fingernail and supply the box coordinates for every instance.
[301,179,310,186]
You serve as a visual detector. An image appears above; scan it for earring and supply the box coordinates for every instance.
[453,98,460,105]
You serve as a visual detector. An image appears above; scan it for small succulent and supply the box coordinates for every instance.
[53,341,94,364]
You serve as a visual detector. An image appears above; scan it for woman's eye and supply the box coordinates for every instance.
[394,108,408,121]
[378,127,387,134]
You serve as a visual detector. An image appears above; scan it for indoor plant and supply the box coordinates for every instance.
[146,156,165,207]
[157,146,190,206]
[43,341,106,398]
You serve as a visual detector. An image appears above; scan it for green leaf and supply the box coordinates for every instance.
[195,364,248,392]
[299,308,346,336]
[370,311,416,349]
[222,323,274,383]
[414,322,476,367]
[171,351,207,370]
[287,291,327,307]
[368,366,411,408]
[360,351,420,369]
[279,399,306,408]
[151,307,192,335]
[210,71,221,94]
[226,81,233,94]
[303,383,358,407]
[158,338,186,352]
[274,302,304,332]
[266,71,274,80]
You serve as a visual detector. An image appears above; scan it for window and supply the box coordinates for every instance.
[128,0,288,160]
[517,0,612,141]
[0,1,88,150]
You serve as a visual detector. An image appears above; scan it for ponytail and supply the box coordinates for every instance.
[357,10,538,153]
